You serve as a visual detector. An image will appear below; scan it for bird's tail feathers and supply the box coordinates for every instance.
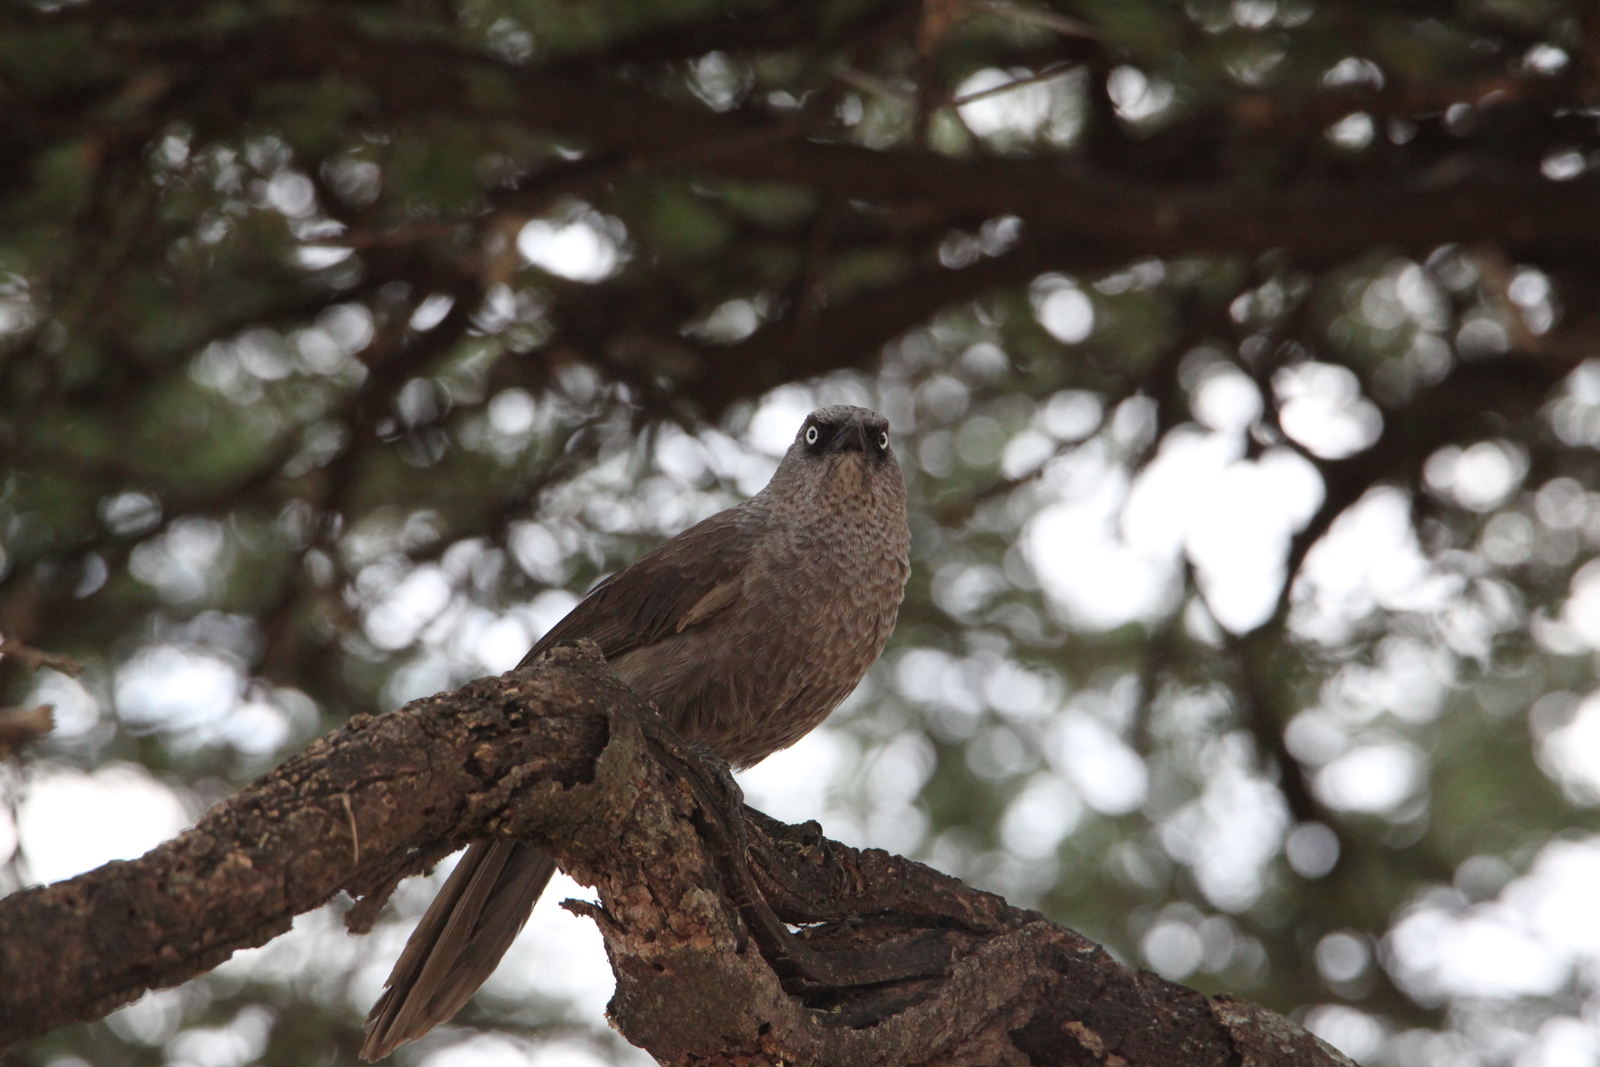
[360,840,557,1061]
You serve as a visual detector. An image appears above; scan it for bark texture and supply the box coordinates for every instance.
[0,645,1354,1066]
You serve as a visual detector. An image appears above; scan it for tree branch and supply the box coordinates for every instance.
[0,636,84,678]
[78,13,1600,268]
[0,704,53,758]
[0,645,1354,1067]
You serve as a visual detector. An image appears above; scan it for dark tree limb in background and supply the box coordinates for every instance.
[36,12,1600,275]
[188,15,1600,258]
[0,645,1352,1067]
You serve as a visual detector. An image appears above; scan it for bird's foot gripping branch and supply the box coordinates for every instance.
[0,645,1352,1066]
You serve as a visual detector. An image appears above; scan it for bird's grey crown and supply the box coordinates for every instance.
[800,404,888,433]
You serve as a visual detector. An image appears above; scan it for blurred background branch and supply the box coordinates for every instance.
[0,705,53,760]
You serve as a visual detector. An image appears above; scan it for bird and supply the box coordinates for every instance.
[360,405,911,1060]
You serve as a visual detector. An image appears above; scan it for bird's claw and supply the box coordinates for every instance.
[686,738,751,857]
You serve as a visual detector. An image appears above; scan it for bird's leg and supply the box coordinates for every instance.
[684,738,750,857]
[639,713,963,998]
[632,712,752,862]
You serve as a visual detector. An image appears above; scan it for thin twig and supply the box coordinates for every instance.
[323,221,466,250]
[950,63,1076,107]
[966,0,1097,38]
[834,66,916,103]
[0,638,84,678]
[1210,606,1326,828]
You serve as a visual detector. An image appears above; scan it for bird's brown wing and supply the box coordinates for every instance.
[516,507,759,668]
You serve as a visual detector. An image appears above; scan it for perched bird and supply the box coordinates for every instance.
[361,405,911,1060]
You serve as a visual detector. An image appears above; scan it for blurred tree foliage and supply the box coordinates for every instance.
[5,1,1600,1065]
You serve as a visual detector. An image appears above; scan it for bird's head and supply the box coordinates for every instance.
[770,405,901,501]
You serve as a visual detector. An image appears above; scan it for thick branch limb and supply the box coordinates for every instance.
[0,647,611,1043]
[0,645,1353,1067]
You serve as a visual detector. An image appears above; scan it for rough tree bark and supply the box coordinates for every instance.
[0,645,1353,1066]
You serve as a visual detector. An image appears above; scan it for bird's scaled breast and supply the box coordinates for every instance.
[614,471,909,768]
[720,476,910,762]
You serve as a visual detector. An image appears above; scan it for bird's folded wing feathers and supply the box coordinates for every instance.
[517,510,757,667]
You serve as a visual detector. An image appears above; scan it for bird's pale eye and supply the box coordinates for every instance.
[877,431,889,449]
[805,425,819,445]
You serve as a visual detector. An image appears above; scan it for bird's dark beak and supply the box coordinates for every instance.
[841,422,868,452]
